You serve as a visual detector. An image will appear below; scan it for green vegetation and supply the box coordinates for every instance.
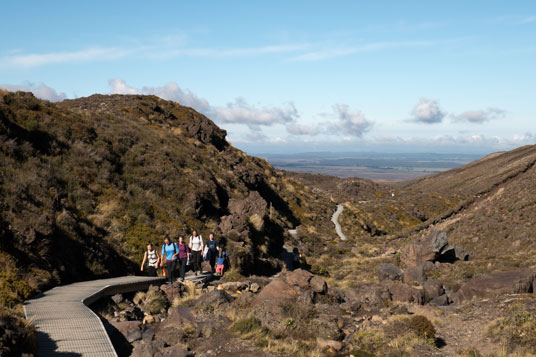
[487,305,536,355]
[231,316,264,335]
[0,307,37,356]
[347,316,438,356]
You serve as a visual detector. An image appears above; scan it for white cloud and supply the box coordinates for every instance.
[0,82,66,102]
[409,97,447,124]
[1,47,130,68]
[141,82,211,112]
[290,40,434,62]
[0,42,309,68]
[328,104,373,137]
[212,98,298,127]
[108,78,139,95]
[451,108,506,123]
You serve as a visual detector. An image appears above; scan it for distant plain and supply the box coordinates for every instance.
[261,152,481,181]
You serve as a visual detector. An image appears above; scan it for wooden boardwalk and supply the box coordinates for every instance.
[24,273,211,356]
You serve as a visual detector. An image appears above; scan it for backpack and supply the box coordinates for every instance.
[162,242,178,256]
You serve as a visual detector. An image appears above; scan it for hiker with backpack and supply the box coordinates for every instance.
[140,243,160,277]
[161,236,179,284]
[215,245,228,276]
[189,230,204,276]
[205,233,219,273]
[177,236,190,281]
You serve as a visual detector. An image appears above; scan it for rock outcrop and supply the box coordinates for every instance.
[401,230,468,266]
[377,263,403,282]
[452,270,536,304]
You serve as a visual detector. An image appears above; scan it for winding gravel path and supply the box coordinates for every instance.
[331,204,347,240]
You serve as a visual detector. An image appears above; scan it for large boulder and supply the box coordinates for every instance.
[195,290,234,308]
[252,278,300,330]
[286,269,313,289]
[155,306,196,347]
[377,263,403,282]
[110,321,142,343]
[310,276,328,294]
[454,245,469,261]
[253,279,299,306]
[162,306,195,329]
[160,283,184,304]
[452,270,536,304]
[342,284,391,314]
[429,294,450,306]
[401,230,458,265]
[402,265,427,285]
[422,279,445,302]
[387,283,425,305]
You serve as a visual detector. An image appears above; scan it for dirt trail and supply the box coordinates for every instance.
[331,204,347,240]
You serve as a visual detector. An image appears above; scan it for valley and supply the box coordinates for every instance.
[1,91,536,356]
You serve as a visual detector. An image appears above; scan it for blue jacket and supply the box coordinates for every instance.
[216,251,228,265]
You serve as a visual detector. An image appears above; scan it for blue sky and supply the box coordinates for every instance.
[1,1,535,154]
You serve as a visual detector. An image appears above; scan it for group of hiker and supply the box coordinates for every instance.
[140,231,229,283]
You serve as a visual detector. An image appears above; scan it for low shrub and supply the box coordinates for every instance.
[406,315,436,339]
[0,308,37,356]
[231,316,264,336]
[143,289,169,314]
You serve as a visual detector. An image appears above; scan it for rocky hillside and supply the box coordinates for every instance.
[401,145,536,292]
[0,91,334,314]
[2,89,536,356]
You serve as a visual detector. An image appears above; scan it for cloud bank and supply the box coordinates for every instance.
[109,79,299,130]
[0,82,67,102]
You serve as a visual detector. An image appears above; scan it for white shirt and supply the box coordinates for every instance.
[190,235,203,251]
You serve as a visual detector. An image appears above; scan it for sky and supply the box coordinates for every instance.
[1,1,535,155]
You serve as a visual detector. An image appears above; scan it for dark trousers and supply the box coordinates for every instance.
[209,255,217,272]
[166,260,176,283]
[146,265,157,277]
[178,257,187,279]
[192,250,202,273]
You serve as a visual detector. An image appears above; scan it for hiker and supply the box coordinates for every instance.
[189,230,204,276]
[177,236,190,281]
[215,245,228,276]
[205,233,219,273]
[292,247,301,270]
[161,236,179,283]
[140,243,160,277]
